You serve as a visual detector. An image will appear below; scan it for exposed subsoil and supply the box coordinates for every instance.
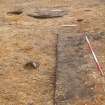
[0,0,105,105]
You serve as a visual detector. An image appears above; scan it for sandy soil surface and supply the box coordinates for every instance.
[0,0,105,105]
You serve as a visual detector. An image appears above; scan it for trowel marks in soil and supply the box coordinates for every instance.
[55,32,105,105]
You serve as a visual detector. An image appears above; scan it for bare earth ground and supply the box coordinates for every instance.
[0,0,105,105]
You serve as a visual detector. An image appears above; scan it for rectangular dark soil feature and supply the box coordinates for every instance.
[55,32,105,105]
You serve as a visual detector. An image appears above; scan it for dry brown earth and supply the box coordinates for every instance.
[0,0,105,105]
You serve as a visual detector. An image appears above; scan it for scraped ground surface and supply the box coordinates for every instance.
[0,0,105,105]
[55,31,105,105]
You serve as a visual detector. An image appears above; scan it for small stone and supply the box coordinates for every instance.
[76,18,84,22]
[84,9,91,12]
[24,61,39,70]
[27,8,67,19]
[7,9,23,15]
